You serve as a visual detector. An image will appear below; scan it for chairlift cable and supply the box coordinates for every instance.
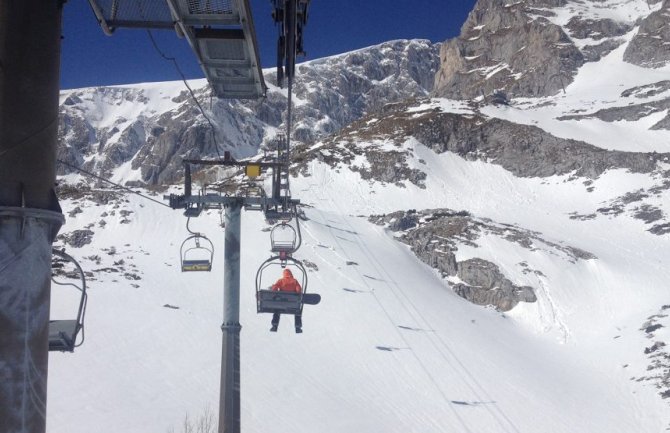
[145,29,225,161]
[323,198,520,433]
[313,207,471,430]
[56,159,172,209]
[343,216,519,432]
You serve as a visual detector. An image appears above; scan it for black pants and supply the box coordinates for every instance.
[272,313,302,329]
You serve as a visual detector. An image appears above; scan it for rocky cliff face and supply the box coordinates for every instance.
[57,39,440,185]
[624,0,670,68]
[290,39,441,143]
[433,0,583,99]
[433,0,668,99]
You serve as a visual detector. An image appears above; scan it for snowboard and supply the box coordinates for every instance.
[302,293,321,305]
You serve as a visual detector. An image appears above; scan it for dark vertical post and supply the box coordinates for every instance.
[0,1,65,433]
[218,201,242,433]
[184,163,192,198]
[0,0,62,208]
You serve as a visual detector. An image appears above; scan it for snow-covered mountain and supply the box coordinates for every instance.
[57,39,440,184]
[51,0,670,432]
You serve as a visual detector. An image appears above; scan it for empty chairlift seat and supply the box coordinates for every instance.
[270,222,297,254]
[49,249,88,352]
[49,320,80,352]
[180,234,214,272]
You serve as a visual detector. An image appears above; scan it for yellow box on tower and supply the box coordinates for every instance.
[245,164,261,178]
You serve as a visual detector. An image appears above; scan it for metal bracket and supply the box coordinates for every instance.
[221,323,242,333]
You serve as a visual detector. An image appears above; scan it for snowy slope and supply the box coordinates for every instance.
[48,148,670,433]
[480,38,670,152]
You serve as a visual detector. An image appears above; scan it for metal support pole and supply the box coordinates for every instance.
[0,1,64,433]
[0,0,63,208]
[0,209,63,433]
[218,201,242,433]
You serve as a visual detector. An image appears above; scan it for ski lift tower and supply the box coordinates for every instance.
[86,1,272,432]
[163,1,310,431]
[165,153,303,433]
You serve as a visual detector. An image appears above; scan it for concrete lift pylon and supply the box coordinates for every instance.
[0,1,65,433]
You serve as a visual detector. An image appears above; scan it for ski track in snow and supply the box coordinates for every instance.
[318,183,525,432]
[322,206,522,433]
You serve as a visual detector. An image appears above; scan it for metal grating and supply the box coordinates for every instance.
[212,67,250,79]
[212,82,259,99]
[203,39,246,61]
[91,0,174,27]
[88,0,266,98]
[186,0,234,15]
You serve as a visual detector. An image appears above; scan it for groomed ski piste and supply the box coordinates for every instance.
[50,6,670,431]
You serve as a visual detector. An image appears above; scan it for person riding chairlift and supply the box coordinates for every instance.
[270,268,303,333]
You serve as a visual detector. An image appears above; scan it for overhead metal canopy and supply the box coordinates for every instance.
[88,0,266,99]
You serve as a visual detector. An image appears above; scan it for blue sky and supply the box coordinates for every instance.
[60,1,477,89]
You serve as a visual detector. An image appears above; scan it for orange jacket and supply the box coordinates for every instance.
[272,269,302,293]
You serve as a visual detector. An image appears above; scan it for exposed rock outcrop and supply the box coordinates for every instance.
[454,259,537,311]
[634,306,670,402]
[621,81,670,99]
[58,229,95,248]
[298,100,670,185]
[569,169,670,235]
[565,16,632,41]
[557,94,670,131]
[369,208,593,311]
[433,0,584,99]
[624,0,670,68]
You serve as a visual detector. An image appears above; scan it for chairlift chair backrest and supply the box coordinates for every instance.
[180,234,214,272]
[270,222,298,254]
[243,184,265,211]
[49,249,88,352]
